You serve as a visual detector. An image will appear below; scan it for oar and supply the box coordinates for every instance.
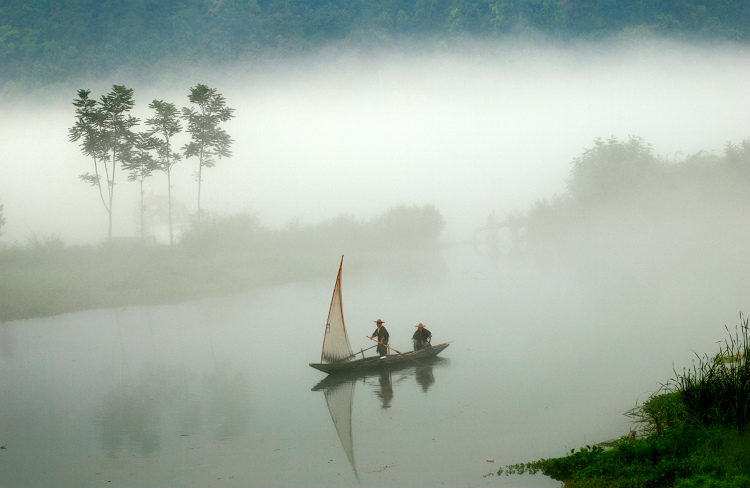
[367,336,423,366]
[333,344,378,363]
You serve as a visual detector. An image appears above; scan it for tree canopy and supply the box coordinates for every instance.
[1,0,748,89]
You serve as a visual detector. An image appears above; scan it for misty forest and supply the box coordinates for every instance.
[1,1,749,487]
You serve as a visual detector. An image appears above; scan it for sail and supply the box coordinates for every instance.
[323,379,359,481]
[321,256,354,363]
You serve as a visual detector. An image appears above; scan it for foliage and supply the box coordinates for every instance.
[500,316,750,487]
[68,85,139,239]
[146,99,183,245]
[181,84,235,217]
[0,205,446,323]
[509,135,750,269]
[2,0,749,90]
[500,427,750,488]
[626,390,687,436]
[122,132,159,238]
[566,136,662,204]
[674,314,750,432]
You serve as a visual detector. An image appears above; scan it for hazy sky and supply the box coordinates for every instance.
[1,38,748,245]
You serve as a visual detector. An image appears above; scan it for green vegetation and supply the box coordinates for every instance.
[0,204,445,323]
[498,315,750,487]
[499,136,750,300]
[1,0,749,91]
[510,136,750,246]
[181,84,235,217]
[69,83,234,242]
[70,85,139,240]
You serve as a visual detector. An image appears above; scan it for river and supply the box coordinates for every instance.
[0,245,745,487]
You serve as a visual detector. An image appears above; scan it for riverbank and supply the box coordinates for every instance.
[499,315,750,487]
[0,206,446,323]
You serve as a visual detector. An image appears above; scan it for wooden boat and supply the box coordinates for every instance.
[311,355,448,391]
[309,256,450,375]
[310,342,450,374]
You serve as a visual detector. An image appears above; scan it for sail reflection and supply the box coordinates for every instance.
[321,378,359,481]
[312,357,447,481]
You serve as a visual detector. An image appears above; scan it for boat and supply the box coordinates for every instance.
[311,356,448,391]
[309,256,450,375]
[310,342,450,374]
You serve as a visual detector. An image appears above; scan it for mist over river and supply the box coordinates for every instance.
[0,39,748,245]
[1,244,746,487]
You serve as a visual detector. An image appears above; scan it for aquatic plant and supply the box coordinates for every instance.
[499,314,750,487]
[674,314,750,432]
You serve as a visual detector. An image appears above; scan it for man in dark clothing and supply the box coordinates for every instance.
[370,319,389,358]
[412,323,432,351]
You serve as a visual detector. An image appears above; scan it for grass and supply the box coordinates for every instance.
[498,314,750,488]
[0,206,446,323]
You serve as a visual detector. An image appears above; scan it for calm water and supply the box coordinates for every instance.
[1,246,745,487]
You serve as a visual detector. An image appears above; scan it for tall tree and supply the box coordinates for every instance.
[122,132,159,239]
[146,100,183,245]
[0,198,5,237]
[69,85,139,239]
[181,84,235,219]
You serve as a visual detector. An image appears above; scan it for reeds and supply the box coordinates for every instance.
[673,313,750,432]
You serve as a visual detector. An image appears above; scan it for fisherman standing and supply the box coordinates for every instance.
[412,323,432,350]
[370,319,389,358]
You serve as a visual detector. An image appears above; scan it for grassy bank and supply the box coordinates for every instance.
[499,315,750,487]
[0,205,446,323]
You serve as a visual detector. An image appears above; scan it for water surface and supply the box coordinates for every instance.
[1,246,744,487]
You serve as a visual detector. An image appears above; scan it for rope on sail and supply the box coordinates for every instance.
[321,256,354,363]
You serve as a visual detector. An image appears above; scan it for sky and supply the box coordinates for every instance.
[1,37,749,245]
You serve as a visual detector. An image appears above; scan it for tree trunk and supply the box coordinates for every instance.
[168,169,174,246]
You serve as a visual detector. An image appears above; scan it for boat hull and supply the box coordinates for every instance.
[309,342,450,374]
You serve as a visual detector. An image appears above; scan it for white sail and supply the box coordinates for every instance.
[323,380,359,481]
[321,256,354,363]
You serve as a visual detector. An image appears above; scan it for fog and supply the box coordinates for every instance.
[0,38,749,245]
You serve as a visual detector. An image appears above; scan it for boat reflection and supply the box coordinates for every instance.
[312,357,448,481]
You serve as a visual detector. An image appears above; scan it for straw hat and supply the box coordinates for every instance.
[374,319,385,324]
[416,323,425,327]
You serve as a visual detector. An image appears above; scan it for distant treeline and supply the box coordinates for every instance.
[497,136,750,303]
[512,136,750,246]
[0,204,446,322]
[1,0,749,89]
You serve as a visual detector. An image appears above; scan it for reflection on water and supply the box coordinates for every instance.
[205,363,252,440]
[98,378,162,457]
[375,371,394,409]
[4,239,741,487]
[415,366,435,392]
[312,358,448,482]
[96,360,252,459]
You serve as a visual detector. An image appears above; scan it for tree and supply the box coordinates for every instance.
[69,85,139,239]
[146,100,183,245]
[181,84,235,219]
[122,132,159,239]
[0,198,5,237]
[566,136,662,204]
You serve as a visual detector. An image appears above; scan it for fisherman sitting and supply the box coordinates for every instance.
[412,323,432,351]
